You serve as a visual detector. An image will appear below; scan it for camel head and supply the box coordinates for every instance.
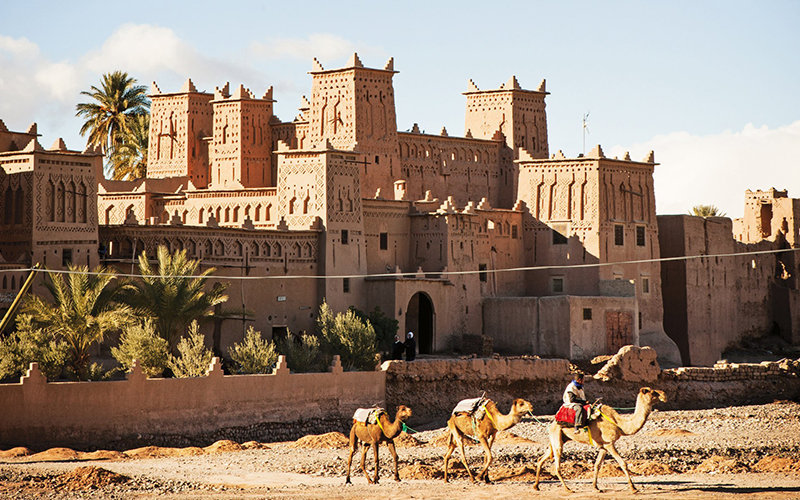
[511,398,534,416]
[395,405,413,421]
[638,387,667,407]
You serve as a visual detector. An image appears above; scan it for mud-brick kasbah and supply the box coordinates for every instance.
[0,53,798,368]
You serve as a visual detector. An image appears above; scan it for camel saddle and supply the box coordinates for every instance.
[554,404,592,426]
[452,397,488,421]
[353,407,385,424]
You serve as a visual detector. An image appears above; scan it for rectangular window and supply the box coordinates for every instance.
[511,225,518,239]
[551,277,564,293]
[479,263,488,282]
[583,308,592,320]
[642,277,650,294]
[341,229,349,245]
[62,248,72,267]
[552,229,567,245]
[639,311,643,329]
[379,232,388,250]
[343,277,350,293]
[614,224,624,246]
[636,226,646,246]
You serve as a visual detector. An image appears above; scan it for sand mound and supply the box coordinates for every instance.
[495,430,536,445]
[400,463,444,480]
[0,447,31,458]
[79,450,127,461]
[693,455,748,473]
[203,440,243,453]
[394,433,424,447]
[241,441,270,450]
[754,456,800,474]
[646,428,695,437]
[292,432,349,449]
[123,446,204,458]
[29,447,80,462]
[54,466,128,490]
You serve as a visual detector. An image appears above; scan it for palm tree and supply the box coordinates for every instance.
[109,113,149,180]
[75,71,149,177]
[21,265,133,380]
[690,204,726,217]
[124,246,228,350]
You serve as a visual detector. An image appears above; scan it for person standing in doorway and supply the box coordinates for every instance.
[405,331,416,361]
[391,335,405,360]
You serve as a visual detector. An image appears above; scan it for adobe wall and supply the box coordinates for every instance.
[0,357,385,450]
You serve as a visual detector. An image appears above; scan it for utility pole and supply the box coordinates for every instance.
[0,264,41,335]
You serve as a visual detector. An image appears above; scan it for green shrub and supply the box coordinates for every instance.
[111,319,169,377]
[167,321,213,377]
[317,302,379,371]
[349,306,398,352]
[227,326,278,374]
[278,332,324,373]
[0,315,68,381]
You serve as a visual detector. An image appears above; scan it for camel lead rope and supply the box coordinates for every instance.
[375,411,387,435]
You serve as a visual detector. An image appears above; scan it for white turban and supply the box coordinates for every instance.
[407,331,414,339]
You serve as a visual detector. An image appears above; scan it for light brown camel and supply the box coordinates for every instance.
[443,398,534,483]
[533,386,667,492]
[345,405,412,484]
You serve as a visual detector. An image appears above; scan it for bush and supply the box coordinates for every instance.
[227,326,278,374]
[317,302,379,371]
[111,319,169,377]
[167,321,213,377]
[278,332,324,373]
[350,306,398,352]
[0,315,68,381]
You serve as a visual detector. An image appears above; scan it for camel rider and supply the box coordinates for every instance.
[563,373,588,429]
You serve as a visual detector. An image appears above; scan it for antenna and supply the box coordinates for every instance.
[582,112,590,155]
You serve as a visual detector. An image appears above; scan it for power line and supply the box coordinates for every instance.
[0,246,795,281]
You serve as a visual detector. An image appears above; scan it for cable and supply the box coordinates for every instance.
[0,246,796,281]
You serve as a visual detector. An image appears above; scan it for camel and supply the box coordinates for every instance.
[443,398,534,483]
[533,386,667,492]
[345,405,412,484]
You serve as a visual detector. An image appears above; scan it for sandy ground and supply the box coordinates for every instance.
[1,401,800,499]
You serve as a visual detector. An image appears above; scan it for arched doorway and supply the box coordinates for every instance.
[405,292,434,354]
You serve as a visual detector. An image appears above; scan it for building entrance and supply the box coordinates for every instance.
[405,292,434,354]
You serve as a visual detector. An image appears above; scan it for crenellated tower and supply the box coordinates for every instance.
[464,76,549,159]
[147,79,213,186]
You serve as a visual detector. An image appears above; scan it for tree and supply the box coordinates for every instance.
[0,314,69,381]
[317,302,379,371]
[690,204,726,217]
[111,319,169,377]
[349,306,398,353]
[124,246,228,350]
[109,112,149,180]
[227,326,278,374]
[167,321,213,377]
[20,265,133,380]
[75,71,149,178]
[277,332,325,373]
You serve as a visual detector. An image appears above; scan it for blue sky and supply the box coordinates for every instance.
[1,0,799,217]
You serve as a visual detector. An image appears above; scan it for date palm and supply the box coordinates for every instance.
[75,71,149,177]
[109,113,149,180]
[689,204,726,217]
[21,265,133,380]
[124,246,228,351]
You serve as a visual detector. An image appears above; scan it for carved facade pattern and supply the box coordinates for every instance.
[33,171,97,232]
[326,163,362,224]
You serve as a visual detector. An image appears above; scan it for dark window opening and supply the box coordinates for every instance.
[638,311,643,329]
[375,155,380,164]
[552,277,564,293]
[343,277,350,293]
[614,224,624,246]
[62,248,72,267]
[583,308,592,320]
[511,225,518,239]
[379,232,388,250]
[642,277,650,294]
[341,229,349,244]
[479,263,487,282]
[636,226,646,246]
[552,230,567,245]
[271,326,288,342]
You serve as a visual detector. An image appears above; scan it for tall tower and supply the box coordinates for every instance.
[147,79,213,186]
[209,84,275,189]
[307,53,400,198]
[464,76,549,159]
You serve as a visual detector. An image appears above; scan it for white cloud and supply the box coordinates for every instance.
[608,122,800,219]
[250,33,384,66]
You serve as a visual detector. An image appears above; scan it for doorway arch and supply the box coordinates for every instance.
[405,292,434,354]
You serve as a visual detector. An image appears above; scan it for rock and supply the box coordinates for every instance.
[638,329,682,367]
[595,345,660,383]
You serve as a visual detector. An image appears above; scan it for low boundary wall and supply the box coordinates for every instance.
[0,355,385,450]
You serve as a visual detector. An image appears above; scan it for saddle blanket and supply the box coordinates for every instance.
[452,397,488,421]
[353,407,384,424]
[555,404,591,425]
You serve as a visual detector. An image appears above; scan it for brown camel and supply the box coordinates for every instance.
[345,405,412,484]
[533,386,667,492]
[443,398,533,483]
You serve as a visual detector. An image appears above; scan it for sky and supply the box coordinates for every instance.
[1,0,798,218]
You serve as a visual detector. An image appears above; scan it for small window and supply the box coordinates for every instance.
[511,225,518,239]
[341,229,349,245]
[614,224,624,246]
[379,232,388,250]
[479,263,487,282]
[375,155,380,164]
[551,277,564,293]
[642,277,650,294]
[639,311,643,329]
[552,229,567,245]
[62,248,72,267]
[583,308,592,320]
[636,226,646,246]
[343,277,350,293]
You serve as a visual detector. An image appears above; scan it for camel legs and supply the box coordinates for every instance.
[371,442,381,484]
[475,436,493,483]
[443,431,456,482]
[387,441,401,482]
[359,442,374,484]
[345,429,357,484]
[455,431,476,482]
[532,442,552,490]
[592,447,608,491]
[606,442,636,492]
